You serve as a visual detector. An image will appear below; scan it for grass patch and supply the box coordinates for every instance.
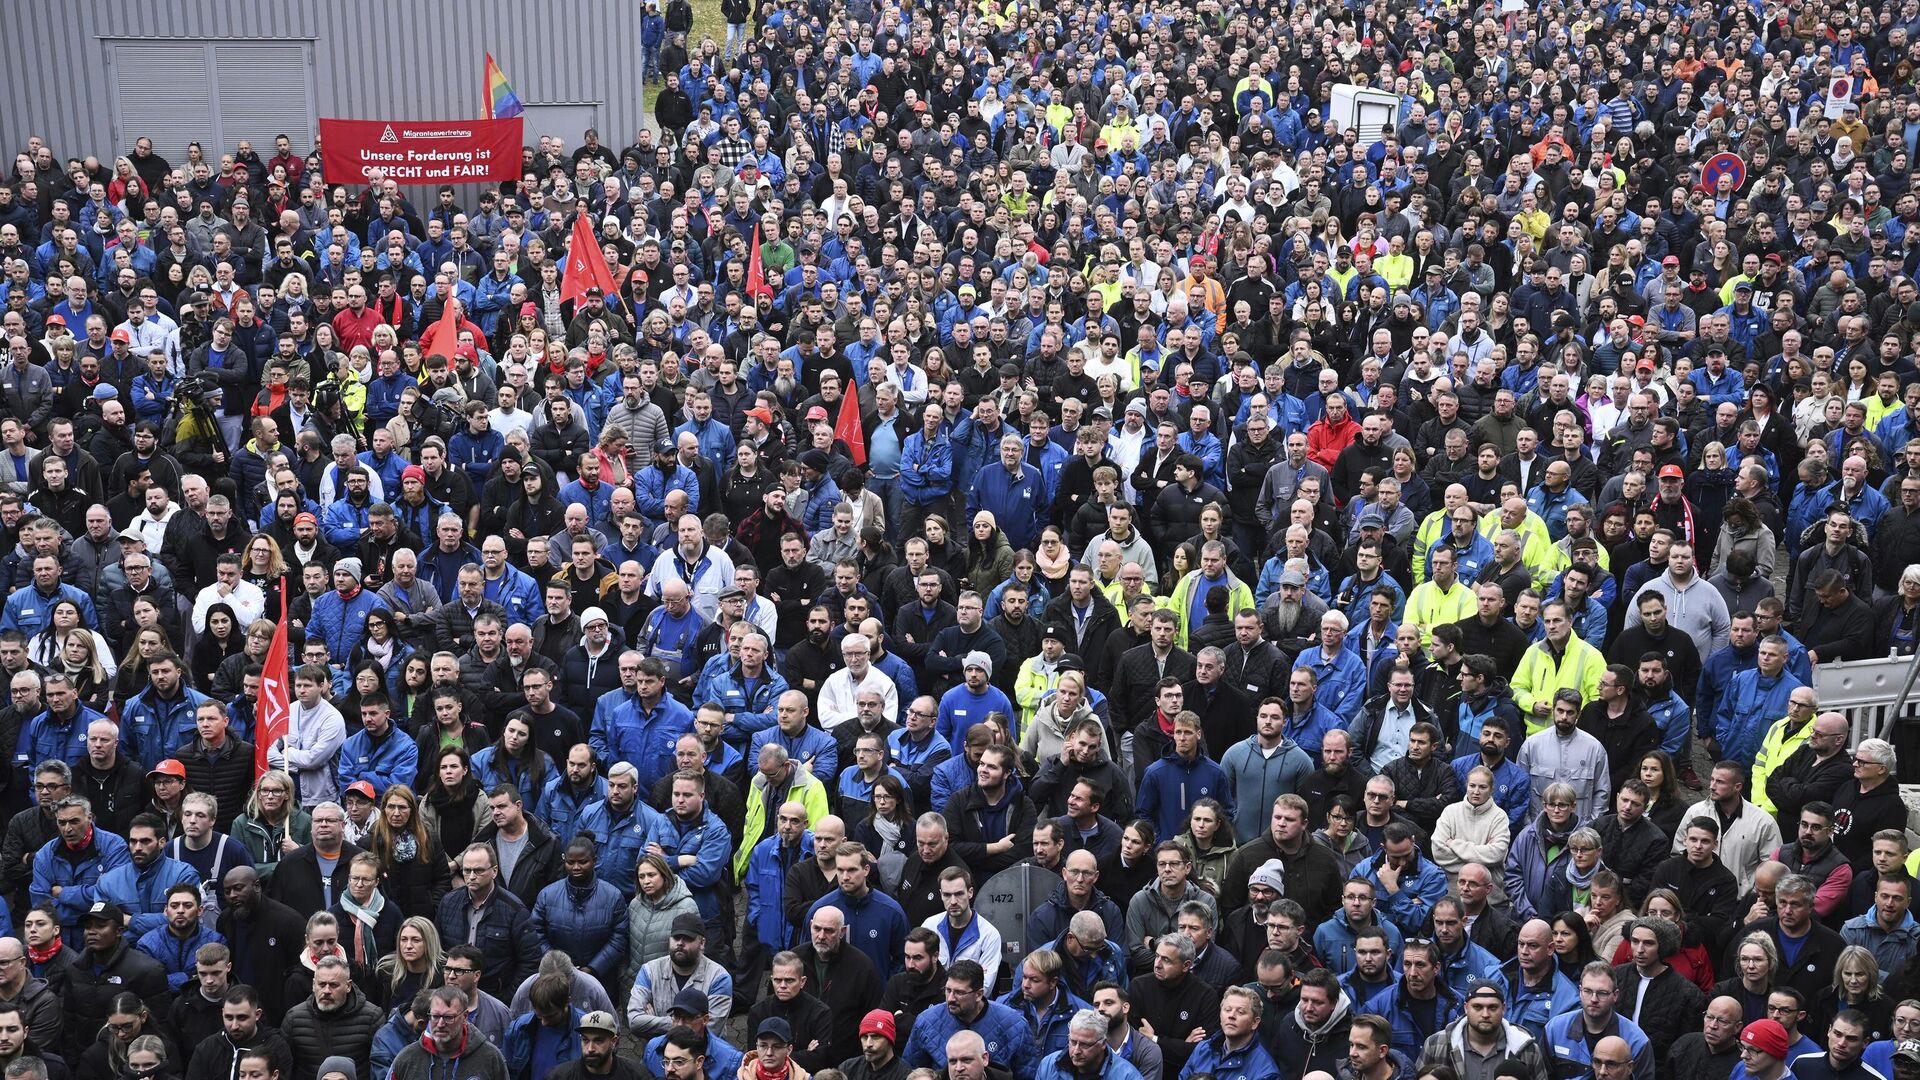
[647,0,729,122]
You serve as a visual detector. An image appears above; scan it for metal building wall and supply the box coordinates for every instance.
[0,0,649,170]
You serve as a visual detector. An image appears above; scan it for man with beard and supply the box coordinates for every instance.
[1298,729,1368,829]
[1262,564,1329,660]
[795,905,883,1066]
[840,1008,908,1080]
[548,1009,644,1080]
[187,984,297,1080]
[1413,978,1549,1080]
[880,930,946,1047]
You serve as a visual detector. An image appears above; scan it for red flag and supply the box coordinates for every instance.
[745,223,773,301]
[255,591,292,779]
[418,293,462,358]
[561,210,618,306]
[835,380,866,468]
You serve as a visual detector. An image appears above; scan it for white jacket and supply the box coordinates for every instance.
[269,697,345,807]
[1672,797,1784,894]
[1430,794,1512,880]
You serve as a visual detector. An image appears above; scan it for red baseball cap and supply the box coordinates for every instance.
[1658,465,1684,480]
[805,405,829,422]
[147,759,187,780]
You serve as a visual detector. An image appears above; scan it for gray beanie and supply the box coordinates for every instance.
[333,556,364,582]
[318,1057,359,1080]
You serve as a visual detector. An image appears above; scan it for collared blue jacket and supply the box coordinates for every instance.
[750,725,839,795]
[15,705,103,771]
[1363,976,1464,1061]
[339,725,420,796]
[135,920,224,992]
[98,853,201,938]
[32,827,130,939]
[1355,849,1450,936]
[904,998,1035,1076]
[655,807,732,920]
[899,430,954,504]
[121,685,212,768]
[575,796,663,898]
[608,695,695,792]
[1180,1029,1282,1080]
[695,664,788,742]
[1450,752,1531,832]
[1502,960,1579,1052]
[1296,645,1369,722]
[482,564,545,625]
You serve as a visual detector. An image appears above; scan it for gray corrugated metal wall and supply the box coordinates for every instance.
[0,0,650,171]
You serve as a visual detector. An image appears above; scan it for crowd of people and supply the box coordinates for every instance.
[3,0,1920,1079]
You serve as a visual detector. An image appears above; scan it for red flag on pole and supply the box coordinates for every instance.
[561,211,619,306]
[255,591,292,779]
[745,223,773,302]
[835,380,866,467]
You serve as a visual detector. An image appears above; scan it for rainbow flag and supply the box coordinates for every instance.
[484,52,523,119]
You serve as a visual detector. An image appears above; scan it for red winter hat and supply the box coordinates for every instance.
[1741,1020,1790,1061]
[859,1010,896,1044]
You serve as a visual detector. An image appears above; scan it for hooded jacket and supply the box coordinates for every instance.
[620,875,699,996]
[1218,733,1314,842]
[1268,982,1353,1077]
[1414,1016,1550,1080]
[388,1019,509,1080]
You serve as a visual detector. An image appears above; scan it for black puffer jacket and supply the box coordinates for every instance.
[62,939,169,1059]
[280,986,384,1080]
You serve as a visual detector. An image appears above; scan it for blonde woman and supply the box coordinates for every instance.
[1430,765,1513,887]
[233,769,311,880]
[375,914,445,1012]
[1020,673,1094,770]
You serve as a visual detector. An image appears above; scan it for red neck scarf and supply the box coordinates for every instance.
[754,1057,792,1080]
[26,939,59,965]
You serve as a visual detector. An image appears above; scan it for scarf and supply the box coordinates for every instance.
[1565,858,1602,891]
[27,939,59,966]
[339,888,387,965]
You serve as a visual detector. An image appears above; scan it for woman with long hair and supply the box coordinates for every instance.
[623,851,699,993]
[348,608,413,693]
[394,654,435,730]
[421,747,486,872]
[965,512,1015,592]
[233,770,311,881]
[113,623,173,703]
[339,661,390,722]
[30,599,113,674]
[1550,909,1600,980]
[374,915,445,1013]
[1178,797,1237,895]
[80,992,178,1080]
[850,773,914,883]
[920,514,967,581]
[50,624,114,711]
[366,784,450,918]
[242,534,291,618]
[1712,932,1781,1024]
[1635,751,1689,839]
[470,713,554,811]
[188,602,247,689]
[1818,945,1895,1042]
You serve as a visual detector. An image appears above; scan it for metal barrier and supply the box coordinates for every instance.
[1814,653,1920,782]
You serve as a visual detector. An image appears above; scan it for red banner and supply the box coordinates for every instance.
[319,117,523,185]
[255,590,291,780]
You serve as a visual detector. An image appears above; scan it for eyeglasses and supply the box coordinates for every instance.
[444,967,479,977]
